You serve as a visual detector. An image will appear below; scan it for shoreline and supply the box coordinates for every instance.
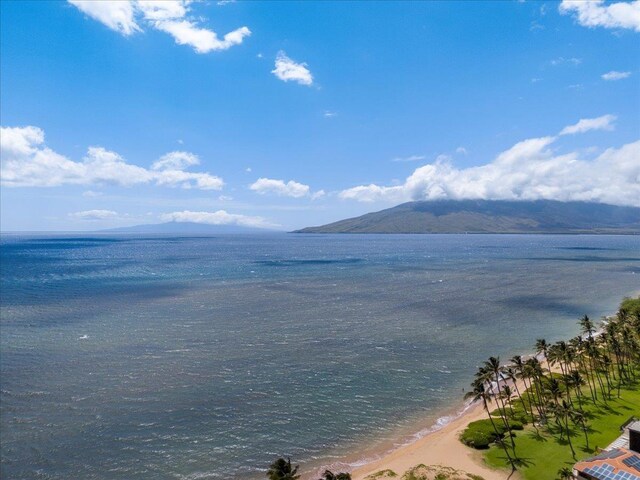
[300,362,534,480]
[347,397,512,480]
[303,397,481,478]
[320,301,638,480]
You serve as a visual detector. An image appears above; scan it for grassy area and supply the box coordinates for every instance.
[483,380,640,480]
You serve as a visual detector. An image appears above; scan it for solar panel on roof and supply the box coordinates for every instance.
[623,455,640,473]
[592,450,626,461]
[583,463,640,480]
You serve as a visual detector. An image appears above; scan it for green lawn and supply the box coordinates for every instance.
[482,382,640,480]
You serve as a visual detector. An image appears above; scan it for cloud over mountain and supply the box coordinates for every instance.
[339,116,640,207]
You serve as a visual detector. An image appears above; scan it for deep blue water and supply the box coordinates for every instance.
[1,234,639,479]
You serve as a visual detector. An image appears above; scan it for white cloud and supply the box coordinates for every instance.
[160,210,277,229]
[272,51,313,86]
[249,177,311,198]
[1,126,223,190]
[324,111,338,118]
[70,209,118,220]
[392,154,426,162]
[339,117,639,207]
[559,114,616,135]
[151,151,200,170]
[68,0,140,35]
[550,56,582,66]
[152,20,250,54]
[559,0,640,32]
[339,184,405,203]
[311,189,326,200]
[602,70,632,81]
[68,0,251,53]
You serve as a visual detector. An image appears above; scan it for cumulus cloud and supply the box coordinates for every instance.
[151,151,200,170]
[559,0,640,32]
[70,209,118,220]
[559,114,616,135]
[249,178,311,198]
[602,70,632,81]
[392,154,427,162]
[68,0,251,53]
[160,210,277,229]
[311,189,326,200]
[68,0,140,35]
[272,51,313,85]
[339,116,639,207]
[0,126,223,190]
[152,21,250,54]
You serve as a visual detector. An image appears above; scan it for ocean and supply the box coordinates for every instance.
[1,233,638,479]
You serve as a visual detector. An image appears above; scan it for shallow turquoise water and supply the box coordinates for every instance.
[1,234,638,479]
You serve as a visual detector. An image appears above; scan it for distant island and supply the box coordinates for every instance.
[294,200,640,234]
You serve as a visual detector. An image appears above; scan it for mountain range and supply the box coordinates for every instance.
[294,200,640,234]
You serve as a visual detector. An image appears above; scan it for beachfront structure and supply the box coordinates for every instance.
[573,420,640,480]
[573,449,640,480]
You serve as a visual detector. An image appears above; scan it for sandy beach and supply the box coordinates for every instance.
[346,356,559,480]
[349,397,515,480]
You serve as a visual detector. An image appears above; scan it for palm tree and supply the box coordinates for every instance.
[483,357,517,454]
[501,385,515,416]
[552,400,577,459]
[569,408,590,450]
[557,466,573,479]
[465,380,516,470]
[567,370,585,410]
[524,358,547,421]
[510,356,537,423]
[319,471,351,480]
[267,458,301,480]
[579,315,595,339]
[536,338,551,372]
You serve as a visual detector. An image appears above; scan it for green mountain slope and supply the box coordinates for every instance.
[295,200,640,234]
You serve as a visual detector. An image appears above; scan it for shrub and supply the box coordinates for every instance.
[459,419,506,449]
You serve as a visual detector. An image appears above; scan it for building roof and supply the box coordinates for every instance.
[606,419,640,451]
[574,448,640,480]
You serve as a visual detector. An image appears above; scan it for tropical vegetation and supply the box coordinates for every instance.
[461,296,640,479]
[266,458,351,480]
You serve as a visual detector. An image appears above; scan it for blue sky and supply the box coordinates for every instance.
[1,0,639,231]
